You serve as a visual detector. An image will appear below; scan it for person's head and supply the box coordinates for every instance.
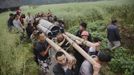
[16,8,21,15]
[27,22,33,27]
[47,9,52,16]
[32,30,39,39]
[79,22,87,31]
[40,12,45,17]
[53,16,58,21]
[37,31,46,42]
[58,20,65,28]
[21,14,25,18]
[56,33,64,43]
[9,13,14,17]
[35,17,40,24]
[81,31,89,40]
[9,13,14,18]
[96,50,112,64]
[55,51,67,65]
[14,14,20,20]
[111,19,117,25]
[48,16,54,22]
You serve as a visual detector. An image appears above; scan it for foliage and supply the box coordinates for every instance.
[0,13,38,75]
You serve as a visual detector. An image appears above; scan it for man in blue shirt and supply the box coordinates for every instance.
[34,32,51,74]
[107,19,121,50]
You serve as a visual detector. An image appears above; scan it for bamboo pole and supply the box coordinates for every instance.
[46,38,76,62]
[65,32,95,47]
[37,24,75,62]
[63,34,96,65]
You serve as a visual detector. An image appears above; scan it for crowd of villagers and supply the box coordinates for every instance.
[7,8,121,75]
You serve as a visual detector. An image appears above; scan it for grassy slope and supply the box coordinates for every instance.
[0,0,134,75]
[0,12,38,75]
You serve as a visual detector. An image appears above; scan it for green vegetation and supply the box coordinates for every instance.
[0,13,38,75]
[0,0,134,75]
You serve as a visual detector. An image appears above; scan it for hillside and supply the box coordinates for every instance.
[0,0,103,9]
[0,0,134,75]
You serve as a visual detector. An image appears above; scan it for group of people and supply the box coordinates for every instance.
[7,8,121,75]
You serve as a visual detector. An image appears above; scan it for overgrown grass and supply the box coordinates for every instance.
[0,12,38,75]
[0,0,134,75]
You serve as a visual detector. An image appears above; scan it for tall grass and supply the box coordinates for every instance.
[0,12,38,75]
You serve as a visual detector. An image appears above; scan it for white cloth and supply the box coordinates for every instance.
[38,59,49,73]
[89,47,96,52]
[25,15,33,23]
[62,65,68,72]
[13,19,21,29]
[80,60,93,75]
[13,19,23,32]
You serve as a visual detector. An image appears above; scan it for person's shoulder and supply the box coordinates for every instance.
[54,64,61,68]
[35,42,44,52]
[35,42,41,48]
[107,24,116,29]
[33,41,38,45]
[35,41,40,44]
[83,60,90,64]
[13,19,16,22]
[42,40,49,45]
[53,64,62,71]
[82,60,92,67]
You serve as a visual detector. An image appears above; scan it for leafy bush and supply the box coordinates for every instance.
[109,47,134,75]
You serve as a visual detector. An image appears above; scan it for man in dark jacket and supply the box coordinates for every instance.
[53,51,74,75]
[7,13,14,31]
[79,50,112,75]
[34,32,51,74]
[107,19,121,50]
[26,22,34,38]
[76,22,92,41]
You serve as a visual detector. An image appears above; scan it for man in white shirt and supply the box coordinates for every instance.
[80,50,112,75]
[13,14,23,32]
[25,12,33,24]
